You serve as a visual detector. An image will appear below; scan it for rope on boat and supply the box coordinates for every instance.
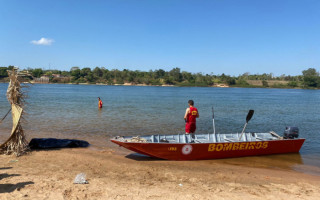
[0,108,11,125]
[270,131,283,139]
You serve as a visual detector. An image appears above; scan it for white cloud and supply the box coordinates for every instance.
[31,37,54,45]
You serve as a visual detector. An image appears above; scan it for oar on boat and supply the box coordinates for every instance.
[239,110,254,141]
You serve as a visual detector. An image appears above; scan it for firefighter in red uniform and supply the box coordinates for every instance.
[98,97,103,109]
[184,100,199,134]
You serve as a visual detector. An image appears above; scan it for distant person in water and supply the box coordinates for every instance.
[98,97,103,109]
[184,100,199,134]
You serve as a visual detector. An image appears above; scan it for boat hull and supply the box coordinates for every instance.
[111,139,305,160]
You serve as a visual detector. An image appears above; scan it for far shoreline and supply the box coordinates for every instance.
[1,81,311,90]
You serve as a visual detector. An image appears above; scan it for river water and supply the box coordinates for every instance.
[0,83,319,175]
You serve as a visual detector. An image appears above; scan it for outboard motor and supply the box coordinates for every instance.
[283,126,299,139]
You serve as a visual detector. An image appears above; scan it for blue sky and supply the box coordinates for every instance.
[0,0,319,76]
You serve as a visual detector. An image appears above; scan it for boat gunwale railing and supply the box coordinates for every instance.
[114,138,305,145]
[112,132,305,144]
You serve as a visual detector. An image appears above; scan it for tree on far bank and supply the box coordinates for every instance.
[287,81,298,88]
[0,67,8,77]
[93,67,103,77]
[8,65,14,70]
[31,68,44,78]
[71,69,81,80]
[169,67,182,82]
[302,68,319,87]
[262,80,269,87]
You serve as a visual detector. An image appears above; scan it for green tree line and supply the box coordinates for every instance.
[0,66,319,88]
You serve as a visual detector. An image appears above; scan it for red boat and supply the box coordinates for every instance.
[111,110,305,160]
[111,131,305,160]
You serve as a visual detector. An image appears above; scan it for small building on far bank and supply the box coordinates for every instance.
[52,74,64,78]
[33,75,50,83]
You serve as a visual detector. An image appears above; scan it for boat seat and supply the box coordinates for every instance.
[194,135,209,143]
[224,138,237,142]
[256,137,265,141]
[162,135,176,143]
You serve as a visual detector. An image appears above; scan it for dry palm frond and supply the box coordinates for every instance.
[0,69,29,156]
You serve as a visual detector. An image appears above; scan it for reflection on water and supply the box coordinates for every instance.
[209,153,320,176]
[210,153,303,170]
[1,83,320,175]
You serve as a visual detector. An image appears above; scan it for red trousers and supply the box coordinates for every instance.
[185,122,196,133]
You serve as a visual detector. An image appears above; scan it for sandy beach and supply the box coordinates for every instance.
[1,145,320,200]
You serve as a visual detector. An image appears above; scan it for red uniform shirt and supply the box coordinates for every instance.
[187,107,198,123]
[185,106,198,133]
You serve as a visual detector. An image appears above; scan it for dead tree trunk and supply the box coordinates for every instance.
[0,69,29,156]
